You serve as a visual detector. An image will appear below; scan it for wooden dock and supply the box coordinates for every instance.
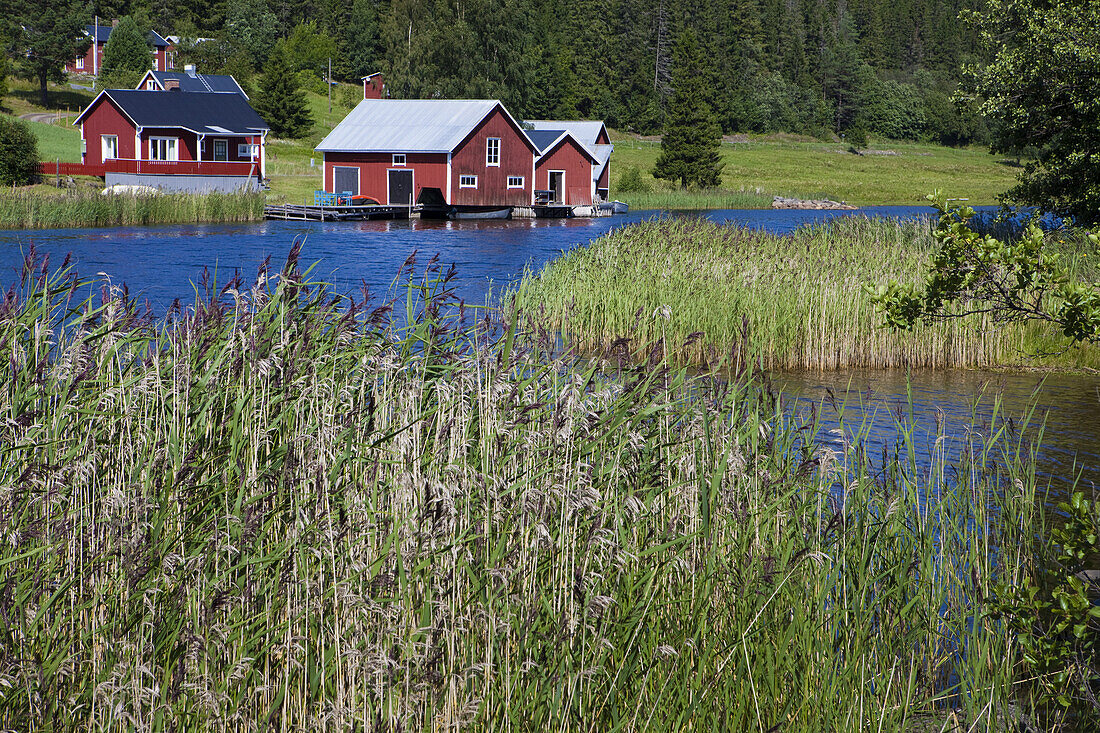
[512,205,574,219]
[264,203,418,221]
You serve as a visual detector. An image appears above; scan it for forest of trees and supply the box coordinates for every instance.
[25,0,992,144]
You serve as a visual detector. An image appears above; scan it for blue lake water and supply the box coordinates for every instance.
[0,205,944,310]
[3,204,1096,491]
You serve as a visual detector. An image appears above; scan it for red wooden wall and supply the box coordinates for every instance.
[66,42,103,74]
[81,97,137,164]
[449,107,534,206]
[323,152,449,204]
[597,164,609,197]
[535,137,594,205]
[67,40,169,74]
[140,127,197,161]
[363,75,385,99]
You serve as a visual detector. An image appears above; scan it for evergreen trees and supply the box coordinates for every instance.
[10,0,92,106]
[116,0,993,145]
[253,48,314,139]
[99,16,152,90]
[652,30,723,189]
[224,0,278,68]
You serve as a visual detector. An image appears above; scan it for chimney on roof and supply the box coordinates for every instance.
[164,78,180,91]
[111,18,119,27]
[363,72,384,100]
[185,64,197,77]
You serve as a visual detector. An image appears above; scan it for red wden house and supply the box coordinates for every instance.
[73,89,270,192]
[527,120,613,202]
[66,23,172,75]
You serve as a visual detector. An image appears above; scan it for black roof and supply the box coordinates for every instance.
[527,128,567,153]
[146,71,247,97]
[87,25,169,47]
[78,89,269,134]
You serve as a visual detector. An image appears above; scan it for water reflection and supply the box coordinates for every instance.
[2,205,954,312]
[775,368,1100,493]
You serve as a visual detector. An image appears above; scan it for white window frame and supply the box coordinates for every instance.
[392,153,406,166]
[101,135,118,161]
[548,170,565,202]
[212,139,228,162]
[486,138,500,166]
[459,174,478,188]
[238,143,258,159]
[149,136,178,161]
[507,176,524,189]
[146,79,157,90]
[76,56,85,71]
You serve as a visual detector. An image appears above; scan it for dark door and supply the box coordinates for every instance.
[549,171,564,203]
[333,166,359,196]
[388,170,414,206]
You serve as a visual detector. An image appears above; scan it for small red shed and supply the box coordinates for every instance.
[362,73,385,100]
[529,130,601,205]
[316,99,537,210]
[527,120,613,201]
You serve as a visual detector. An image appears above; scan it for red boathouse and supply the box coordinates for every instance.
[529,129,601,205]
[315,99,537,209]
[526,120,613,201]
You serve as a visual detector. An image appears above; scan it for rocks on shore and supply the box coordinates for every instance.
[772,195,857,210]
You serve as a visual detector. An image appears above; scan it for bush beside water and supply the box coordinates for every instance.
[0,189,265,229]
[513,217,1100,370]
[1,250,1093,729]
[0,117,39,186]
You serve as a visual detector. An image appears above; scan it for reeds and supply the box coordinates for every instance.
[512,216,1100,370]
[0,188,265,229]
[0,249,1069,729]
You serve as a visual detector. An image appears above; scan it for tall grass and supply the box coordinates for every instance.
[0,247,1072,729]
[615,186,774,210]
[512,216,1100,370]
[0,188,265,229]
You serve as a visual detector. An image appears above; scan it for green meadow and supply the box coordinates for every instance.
[610,134,1018,208]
